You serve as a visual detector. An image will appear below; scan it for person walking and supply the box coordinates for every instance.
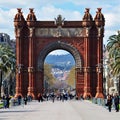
[51,92,55,103]
[24,96,28,105]
[107,95,112,112]
[37,93,43,102]
[6,95,11,108]
[114,94,119,112]
[2,95,7,108]
[18,95,22,105]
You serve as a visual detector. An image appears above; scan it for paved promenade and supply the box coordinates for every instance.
[0,100,120,120]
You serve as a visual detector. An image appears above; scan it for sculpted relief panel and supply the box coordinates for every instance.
[35,27,83,37]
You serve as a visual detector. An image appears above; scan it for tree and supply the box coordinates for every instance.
[66,66,75,89]
[107,31,120,76]
[0,44,16,97]
[107,31,120,94]
[44,64,56,90]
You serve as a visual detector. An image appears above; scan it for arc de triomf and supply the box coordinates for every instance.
[14,8,105,99]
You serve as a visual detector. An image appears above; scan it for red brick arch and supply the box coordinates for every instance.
[14,8,105,99]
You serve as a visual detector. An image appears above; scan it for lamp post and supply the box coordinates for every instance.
[17,64,23,74]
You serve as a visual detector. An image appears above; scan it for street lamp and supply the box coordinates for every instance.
[96,63,103,73]
[16,64,23,73]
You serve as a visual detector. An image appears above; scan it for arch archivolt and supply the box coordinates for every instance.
[37,40,83,71]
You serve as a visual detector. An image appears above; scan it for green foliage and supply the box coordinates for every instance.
[0,102,3,108]
[0,44,16,73]
[66,66,75,88]
[107,31,120,76]
[44,64,56,87]
[0,44,16,96]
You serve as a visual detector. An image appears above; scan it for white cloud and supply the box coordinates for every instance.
[0,5,83,39]
[33,5,82,20]
[104,29,117,45]
[49,50,69,55]
[0,0,120,46]
[105,12,120,28]
[0,8,16,38]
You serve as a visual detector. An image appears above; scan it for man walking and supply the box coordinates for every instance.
[114,94,119,112]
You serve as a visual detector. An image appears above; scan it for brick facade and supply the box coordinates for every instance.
[14,8,105,99]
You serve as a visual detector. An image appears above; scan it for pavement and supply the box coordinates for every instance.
[0,100,120,120]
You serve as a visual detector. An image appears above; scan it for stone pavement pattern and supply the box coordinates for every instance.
[0,100,120,120]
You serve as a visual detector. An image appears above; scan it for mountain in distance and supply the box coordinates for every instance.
[45,54,75,70]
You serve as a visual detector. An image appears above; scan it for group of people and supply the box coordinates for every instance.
[37,91,83,103]
[2,94,11,108]
[106,93,119,112]
[17,95,32,106]
[1,94,33,108]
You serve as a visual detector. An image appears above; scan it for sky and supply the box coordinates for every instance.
[0,0,120,55]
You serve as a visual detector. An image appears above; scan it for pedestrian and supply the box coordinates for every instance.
[37,93,43,102]
[27,95,32,102]
[18,95,22,105]
[114,93,119,112]
[51,92,55,103]
[6,95,11,108]
[24,96,28,105]
[2,95,6,108]
[106,95,112,112]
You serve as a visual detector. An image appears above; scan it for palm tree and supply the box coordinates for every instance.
[107,31,120,94]
[0,44,16,97]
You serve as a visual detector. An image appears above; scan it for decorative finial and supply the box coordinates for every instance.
[29,8,34,13]
[97,8,102,12]
[17,8,22,13]
[94,8,105,22]
[83,8,93,21]
[55,14,65,26]
[27,8,36,21]
[14,8,25,22]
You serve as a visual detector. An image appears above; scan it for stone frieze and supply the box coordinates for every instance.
[35,27,83,37]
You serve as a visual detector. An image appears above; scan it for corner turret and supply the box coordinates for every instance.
[94,8,105,27]
[82,8,93,27]
[27,8,37,27]
[14,8,25,27]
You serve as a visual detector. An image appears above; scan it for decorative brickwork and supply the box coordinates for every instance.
[14,8,105,99]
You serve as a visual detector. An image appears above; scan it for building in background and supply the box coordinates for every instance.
[0,33,15,50]
[103,45,119,96]
[0,33,10,44]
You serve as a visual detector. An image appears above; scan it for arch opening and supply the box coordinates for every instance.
[36,41,83,97]
[37,41,83,71]
[44,49,76,94]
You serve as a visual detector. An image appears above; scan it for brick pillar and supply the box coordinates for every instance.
[15,27,24,97]
[94,8,105,98]
[95,35,104,98]
[27,28,36,99]
[83,28,92,98]
[76,68,84,98]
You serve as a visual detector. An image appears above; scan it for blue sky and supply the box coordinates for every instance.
[0,0,120,55]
